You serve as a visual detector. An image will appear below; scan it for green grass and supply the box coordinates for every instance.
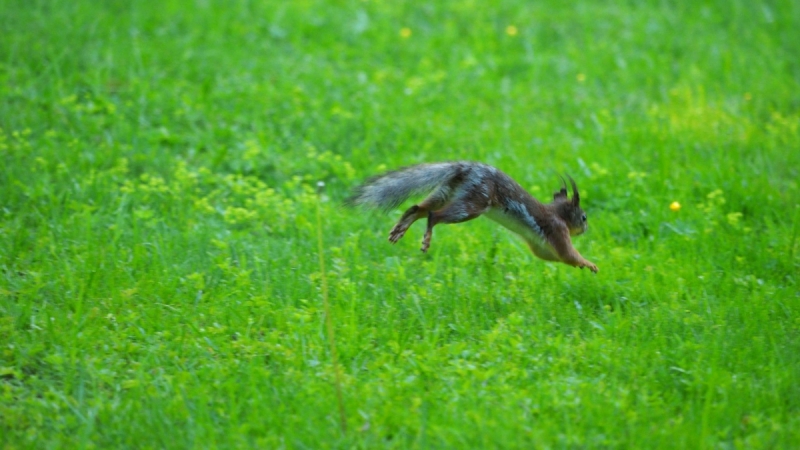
[2,0,800,447]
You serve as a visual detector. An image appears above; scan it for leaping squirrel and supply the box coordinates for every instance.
[348,161,598,273]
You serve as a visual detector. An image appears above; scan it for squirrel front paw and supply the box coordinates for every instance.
[582,261,598,273]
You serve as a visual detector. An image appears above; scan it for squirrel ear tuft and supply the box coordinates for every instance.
[568,175,580,207]
[553,176,568,202]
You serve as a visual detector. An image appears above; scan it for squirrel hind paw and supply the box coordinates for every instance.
[388,226,407,243]
[420,235,432,253]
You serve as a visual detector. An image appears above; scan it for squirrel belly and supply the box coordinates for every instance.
[483,206,560,261]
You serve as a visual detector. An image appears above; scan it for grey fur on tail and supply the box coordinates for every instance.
[346,163,462,211]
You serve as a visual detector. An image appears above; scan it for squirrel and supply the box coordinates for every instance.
[347,161,598,273]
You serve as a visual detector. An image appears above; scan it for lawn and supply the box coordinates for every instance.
[2,0,799,448]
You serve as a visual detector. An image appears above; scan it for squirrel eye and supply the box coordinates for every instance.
[581,214,587,222]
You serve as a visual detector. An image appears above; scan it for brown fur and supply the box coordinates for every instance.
[349,162,597,273]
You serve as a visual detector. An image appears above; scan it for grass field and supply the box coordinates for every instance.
[2,0,800,447]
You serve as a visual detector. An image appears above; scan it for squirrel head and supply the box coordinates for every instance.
[551,176,588,236]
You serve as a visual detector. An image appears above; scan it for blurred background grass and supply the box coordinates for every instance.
[2,0,799,448]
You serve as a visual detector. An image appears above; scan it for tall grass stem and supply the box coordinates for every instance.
[316,182,347,434]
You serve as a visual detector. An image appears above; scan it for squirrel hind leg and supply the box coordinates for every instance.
[389,205,427,243]
[421,201,486,253]
[390,189,454,245]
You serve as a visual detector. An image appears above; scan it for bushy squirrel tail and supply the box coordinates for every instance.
[346,163,462,211]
